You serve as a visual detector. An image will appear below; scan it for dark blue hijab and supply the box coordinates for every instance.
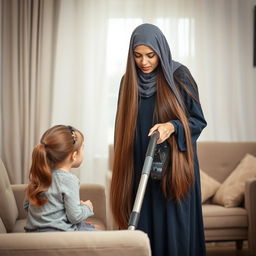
[129,23,182,103]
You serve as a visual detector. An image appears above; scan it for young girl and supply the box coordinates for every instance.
[24,125,96,232]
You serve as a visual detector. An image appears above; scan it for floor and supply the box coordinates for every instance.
[206,242,250,256]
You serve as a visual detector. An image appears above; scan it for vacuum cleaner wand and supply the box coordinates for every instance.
[128,131,159,230]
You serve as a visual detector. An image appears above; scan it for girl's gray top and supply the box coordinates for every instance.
[24,169,94,231]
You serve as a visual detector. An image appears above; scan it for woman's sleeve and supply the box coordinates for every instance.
[170,67,207,152]
[62,175,94,224]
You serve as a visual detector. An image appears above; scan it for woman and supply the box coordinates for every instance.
[110,23,207,256]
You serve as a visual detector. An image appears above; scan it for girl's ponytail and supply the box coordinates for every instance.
[26,144,52,206]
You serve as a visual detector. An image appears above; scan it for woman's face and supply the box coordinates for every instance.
[133,45,159,73]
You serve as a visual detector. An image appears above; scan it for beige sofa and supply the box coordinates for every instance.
[107,142,256,255]
[0,158,151,256]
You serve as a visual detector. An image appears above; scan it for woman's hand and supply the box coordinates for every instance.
[148,122,175,144]
[80,200,93,211]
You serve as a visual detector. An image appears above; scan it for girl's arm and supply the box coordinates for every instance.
[62,175,94,224]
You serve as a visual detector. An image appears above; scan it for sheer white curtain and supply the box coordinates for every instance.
[192,0,256,141]
[52,0,256,185]
[51,0,110,184]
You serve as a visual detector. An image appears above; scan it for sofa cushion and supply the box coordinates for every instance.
[0,159,19,232]
[200,170,221,203]
[204,228,248,241]
[202,204,248,229]
[212,154,256,207]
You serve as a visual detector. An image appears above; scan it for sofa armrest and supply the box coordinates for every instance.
[79,184,107,229]
[244,178,256,255]
[11,184,27,220]
[0,230,151,256]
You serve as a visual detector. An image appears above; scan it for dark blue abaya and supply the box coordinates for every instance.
[133,65,207,256]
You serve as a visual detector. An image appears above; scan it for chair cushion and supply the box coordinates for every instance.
[200,170,221,203]
[12,217,104,233]
[204,228,248,241]
[203,204,248,229]
[212,154,256,207]
[0,159,18,232]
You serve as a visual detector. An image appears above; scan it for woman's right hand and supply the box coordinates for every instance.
[148,122,175,144]
[80,200,93,211]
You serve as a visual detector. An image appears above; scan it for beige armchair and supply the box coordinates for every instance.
[0,158,151,256]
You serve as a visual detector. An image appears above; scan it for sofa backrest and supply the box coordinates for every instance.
[108,142,256,183]
[0,159,19,232]
[197,142,256,183]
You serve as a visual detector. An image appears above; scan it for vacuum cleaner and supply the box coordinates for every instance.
[128,131,160,230]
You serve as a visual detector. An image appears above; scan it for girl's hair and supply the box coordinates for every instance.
[110,49,199,229]
[26,125,84,206]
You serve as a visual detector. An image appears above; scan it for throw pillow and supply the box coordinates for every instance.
[200,170,221,203]
[212,153,256,207]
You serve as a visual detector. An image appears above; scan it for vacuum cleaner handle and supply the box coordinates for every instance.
[128,131,159,230]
